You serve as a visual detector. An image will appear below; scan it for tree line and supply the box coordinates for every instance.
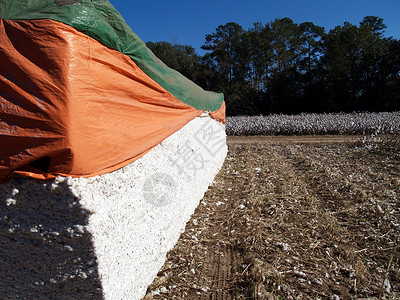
[147,16,400,116]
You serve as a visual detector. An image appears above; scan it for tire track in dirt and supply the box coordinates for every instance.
[145,145,251,299]
[196,145,254,300]
[199,246,237,300]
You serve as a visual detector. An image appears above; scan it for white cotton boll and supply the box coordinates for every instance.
[384,278,391,293]
[5,198,16,206]
[64,245,74,252]
[11,188,19,197]
[151,289,160,296]
[50,183,58,191]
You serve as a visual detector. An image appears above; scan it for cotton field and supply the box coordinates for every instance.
[225,112,400,135]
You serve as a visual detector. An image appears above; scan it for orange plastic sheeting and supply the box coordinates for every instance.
[210,101,226,124]
[0,19,206,181]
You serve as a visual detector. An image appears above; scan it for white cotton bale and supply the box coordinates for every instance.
[0,116,227,300]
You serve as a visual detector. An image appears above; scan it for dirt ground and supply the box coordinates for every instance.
[145,135,400,300]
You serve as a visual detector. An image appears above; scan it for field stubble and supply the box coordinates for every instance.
[145,135,400,299]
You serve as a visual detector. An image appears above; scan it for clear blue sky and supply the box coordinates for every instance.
[111,0,400,54]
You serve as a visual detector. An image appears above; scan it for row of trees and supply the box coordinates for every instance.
[147,17,400,115]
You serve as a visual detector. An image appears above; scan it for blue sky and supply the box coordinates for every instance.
[111,0,400,55]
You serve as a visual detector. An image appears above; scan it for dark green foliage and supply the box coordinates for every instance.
[149,16,400,116]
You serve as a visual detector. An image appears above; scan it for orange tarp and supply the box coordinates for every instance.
[0,19,223,181]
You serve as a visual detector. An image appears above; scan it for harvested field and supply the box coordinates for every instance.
[145,135,400,300]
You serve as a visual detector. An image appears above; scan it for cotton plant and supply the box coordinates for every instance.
[226,112,400,136]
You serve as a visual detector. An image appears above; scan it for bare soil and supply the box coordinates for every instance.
[145,136,400,299]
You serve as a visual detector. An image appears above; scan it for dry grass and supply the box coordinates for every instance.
[145,136,400,299]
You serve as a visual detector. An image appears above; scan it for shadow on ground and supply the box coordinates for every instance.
[0,177,103,299]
